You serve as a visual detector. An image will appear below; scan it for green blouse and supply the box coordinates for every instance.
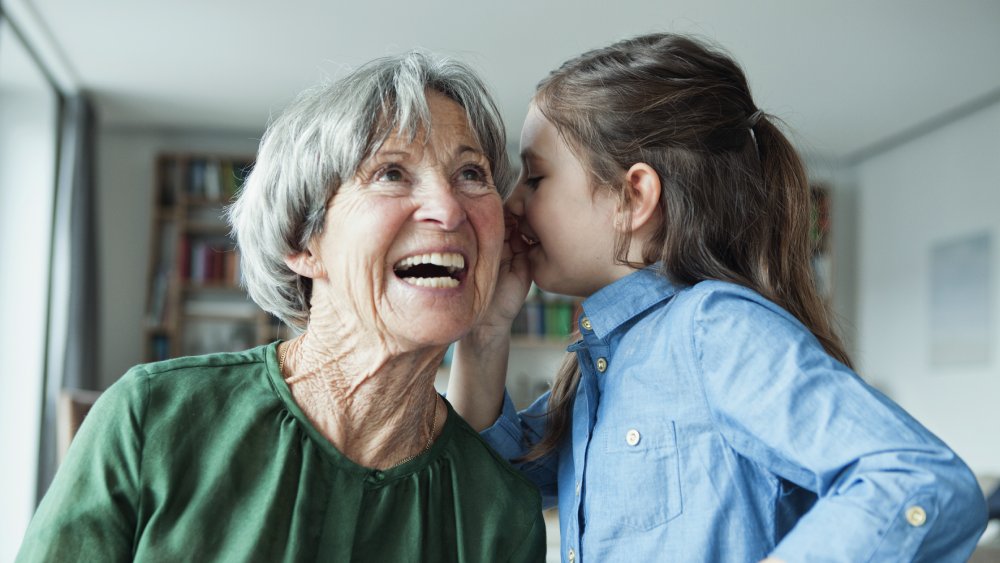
[17,343,544,562]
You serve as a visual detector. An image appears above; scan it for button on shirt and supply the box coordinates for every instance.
[482,267,987,562]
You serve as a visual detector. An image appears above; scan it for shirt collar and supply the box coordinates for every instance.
[580,264,682,340]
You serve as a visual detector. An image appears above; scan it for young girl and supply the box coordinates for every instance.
[447,33,987,562]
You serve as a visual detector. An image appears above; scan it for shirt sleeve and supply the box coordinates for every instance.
[480,390,560,508]
[17,367,147,562]
[690,287,987,562]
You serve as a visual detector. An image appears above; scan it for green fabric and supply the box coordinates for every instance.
[18,343,544,562]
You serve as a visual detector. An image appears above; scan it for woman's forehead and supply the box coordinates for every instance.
[369,97,484,162]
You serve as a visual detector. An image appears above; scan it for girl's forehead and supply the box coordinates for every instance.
[520,109,572,167]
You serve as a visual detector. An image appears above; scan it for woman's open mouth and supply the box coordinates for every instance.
[393,252,467,288]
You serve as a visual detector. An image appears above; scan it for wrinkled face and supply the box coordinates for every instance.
[507,103,622,297]
[307,91,504,350]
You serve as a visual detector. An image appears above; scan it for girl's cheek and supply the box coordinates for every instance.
[503,210,519,241]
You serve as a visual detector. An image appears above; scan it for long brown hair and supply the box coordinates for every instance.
[523,33,852,461]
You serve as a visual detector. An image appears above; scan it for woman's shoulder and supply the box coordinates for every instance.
[445,407,543,500]
[137,344,271,378]
[441,409,544,546]
[113,343,278,411]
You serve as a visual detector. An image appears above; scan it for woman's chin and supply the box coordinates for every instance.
[390,315,472,350]
[387,277,479,320]
[401,332,465,355]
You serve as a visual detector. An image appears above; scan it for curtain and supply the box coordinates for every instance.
[36,94,98,499]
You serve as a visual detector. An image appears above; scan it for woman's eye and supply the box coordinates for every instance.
[456,164,492,189]
[374,166,406,183]
[460,168,483,181]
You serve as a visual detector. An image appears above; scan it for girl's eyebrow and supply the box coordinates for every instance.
[520,149,542,169]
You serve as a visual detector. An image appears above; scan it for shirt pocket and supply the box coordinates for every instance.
[599,418,683,530]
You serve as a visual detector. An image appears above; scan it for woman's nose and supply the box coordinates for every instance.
[413,179,467,230]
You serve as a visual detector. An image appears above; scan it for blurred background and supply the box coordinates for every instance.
[2,0,998,559]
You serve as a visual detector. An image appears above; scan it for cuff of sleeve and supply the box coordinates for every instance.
[771,492,938,563]
[479,391,526,460]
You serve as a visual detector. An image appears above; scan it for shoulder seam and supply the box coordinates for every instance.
[687,289,742,461]
[138,351,267,379]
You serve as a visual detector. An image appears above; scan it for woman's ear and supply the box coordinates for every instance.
[621,163,662,233]
[284,244,326,280]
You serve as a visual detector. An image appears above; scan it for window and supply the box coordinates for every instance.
[0,15,61,558]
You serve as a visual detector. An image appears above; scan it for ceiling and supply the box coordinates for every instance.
[16,0,1000,161]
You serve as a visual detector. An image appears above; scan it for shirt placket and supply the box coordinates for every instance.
[566,336,608,563]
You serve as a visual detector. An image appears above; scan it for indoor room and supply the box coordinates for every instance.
[2,0,998,561]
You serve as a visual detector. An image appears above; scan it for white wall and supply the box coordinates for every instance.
[854,100,1000,474]
[96,128,260,389]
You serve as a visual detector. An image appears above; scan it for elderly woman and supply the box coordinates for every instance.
[18,52,545,562]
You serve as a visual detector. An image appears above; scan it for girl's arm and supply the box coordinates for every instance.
[449,311,561,508]
[691,285,987,562]
[447,214,560,505]
[448,211,531,430]
[448,325,512,431]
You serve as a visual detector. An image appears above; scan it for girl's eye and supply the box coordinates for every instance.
[524,176,543,190]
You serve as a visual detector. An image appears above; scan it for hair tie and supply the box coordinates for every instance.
[746,109,764,158]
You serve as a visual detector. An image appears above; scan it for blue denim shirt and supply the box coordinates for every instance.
[482,268,987,562]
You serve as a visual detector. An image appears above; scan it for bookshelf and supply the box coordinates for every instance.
[505,288,579,408]
[510,285,581,343]
[143,153,288,362]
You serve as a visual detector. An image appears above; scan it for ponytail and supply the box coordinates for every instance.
[752,118,852,368]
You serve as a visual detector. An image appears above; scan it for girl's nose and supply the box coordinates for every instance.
[505,183,527,217]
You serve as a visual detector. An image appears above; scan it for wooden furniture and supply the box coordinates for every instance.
[143,153,287,362]
[57,389,101,462]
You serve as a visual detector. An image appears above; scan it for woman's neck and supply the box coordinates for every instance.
[278,319,446,470]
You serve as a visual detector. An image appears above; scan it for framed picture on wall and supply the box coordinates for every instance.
[928,231,993,367]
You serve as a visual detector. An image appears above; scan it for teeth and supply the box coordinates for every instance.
[395,252,465,272]
[520,233,539,246]
[405,277,460,289]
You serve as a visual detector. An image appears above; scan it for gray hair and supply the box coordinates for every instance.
[228,51,513,330]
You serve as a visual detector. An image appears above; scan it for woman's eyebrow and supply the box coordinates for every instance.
[374,149,411,159]
[455,145,486,158]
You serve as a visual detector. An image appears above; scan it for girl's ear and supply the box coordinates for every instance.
[284,243,326,280]
[621,163,662,233]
